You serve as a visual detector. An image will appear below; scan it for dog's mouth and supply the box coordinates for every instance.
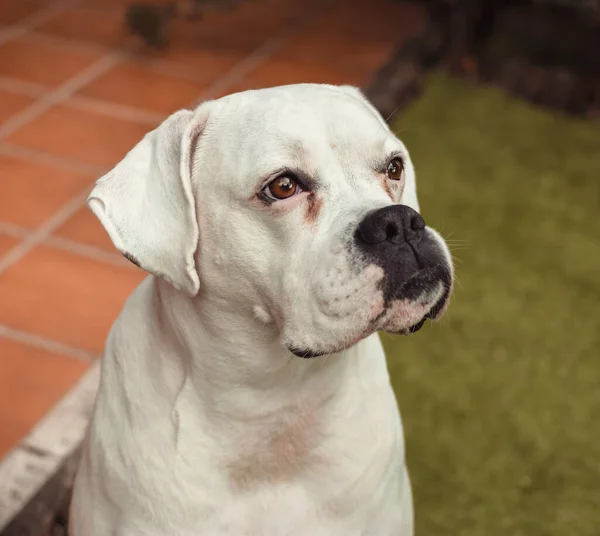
[286,304,437,359]
[286,315,426,359]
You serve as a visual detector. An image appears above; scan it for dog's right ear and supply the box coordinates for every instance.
[88,106,210,297]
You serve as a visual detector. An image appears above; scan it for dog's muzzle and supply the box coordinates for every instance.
[286,205,452,359]
[355,204,452,331]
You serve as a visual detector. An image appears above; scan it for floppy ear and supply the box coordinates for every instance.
[88,108,207,296]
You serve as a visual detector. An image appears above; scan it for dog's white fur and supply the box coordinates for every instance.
[70,84,452,536]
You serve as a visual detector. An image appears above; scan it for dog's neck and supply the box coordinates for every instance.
[149,278,380,426]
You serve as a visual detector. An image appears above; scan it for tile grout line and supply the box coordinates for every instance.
[0,53,125,139]
[0,76,161,128]
[0,222,28,239]
[193,36,287,104]
[0,142,106,176]
[0,75,164,127]
[0,76,47,99]
[0,324,98,362]
[44,235,136,269]
[67,95,163,126]
[0,74,167,127]
[0,0,81,47]
[0,221,136,269]
[0,189,91,275]
[23,29,231,85]
[19,27,114,55]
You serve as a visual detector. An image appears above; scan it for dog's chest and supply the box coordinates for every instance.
[165,419,407,536]
[222,403,322,491]
[149,476,409,536]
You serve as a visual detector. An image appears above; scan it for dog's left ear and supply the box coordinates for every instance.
[88,107,209,296]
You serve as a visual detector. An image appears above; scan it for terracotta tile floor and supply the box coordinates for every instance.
[0,0,424,459]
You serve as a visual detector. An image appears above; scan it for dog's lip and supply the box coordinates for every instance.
[288,315,427,356]
[407,317,427,333]
[400,289,447,334]
[377,283,449,336]
[424,282,451,321]
[389,264,452,305]
[286,328,373,358]
[287,345,328,359]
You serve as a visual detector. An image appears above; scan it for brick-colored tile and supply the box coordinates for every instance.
[85,0,132,5]
[0,89,35,123]
[137,45,245,80]
[6,105,151,168]
[321,0,424,39]
[0,246,144,353]
[274,33,392,84]
[0,0,45,25]
[0,38,102,88]
[53,207,116,253]
[145,4,287,56]
[0,155,91,229]
[0,235,19,257]
[0,337,89,457]
[77,62,207,114]
[194,12,282,48]
[35,5,128,49]
[274,2,425,84]
[126,0,298,62]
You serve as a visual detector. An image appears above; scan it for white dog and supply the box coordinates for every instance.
[70,84,453,536]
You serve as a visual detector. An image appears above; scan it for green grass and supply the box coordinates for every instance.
[384,74,600,536]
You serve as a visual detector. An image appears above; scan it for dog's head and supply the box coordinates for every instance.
[89,84,453,357]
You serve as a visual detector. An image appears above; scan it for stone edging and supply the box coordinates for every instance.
[0,363,99,536]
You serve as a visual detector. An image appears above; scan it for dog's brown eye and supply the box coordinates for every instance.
[267,176,298,200]
[387,158,404,180]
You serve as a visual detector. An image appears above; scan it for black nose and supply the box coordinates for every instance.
[356,205,425,246]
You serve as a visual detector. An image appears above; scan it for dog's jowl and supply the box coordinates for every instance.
[70,84,453,536]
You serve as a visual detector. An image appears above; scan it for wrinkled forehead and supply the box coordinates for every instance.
[209,86,397,173]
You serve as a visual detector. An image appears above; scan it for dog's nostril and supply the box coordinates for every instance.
[410,213,425,231]
[385,223,399,240]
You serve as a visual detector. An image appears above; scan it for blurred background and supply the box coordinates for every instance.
[0,0,598,535]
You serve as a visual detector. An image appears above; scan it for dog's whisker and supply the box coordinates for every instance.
[449,256,465,265]
[452,273,464,290]
[385,105,405,123]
